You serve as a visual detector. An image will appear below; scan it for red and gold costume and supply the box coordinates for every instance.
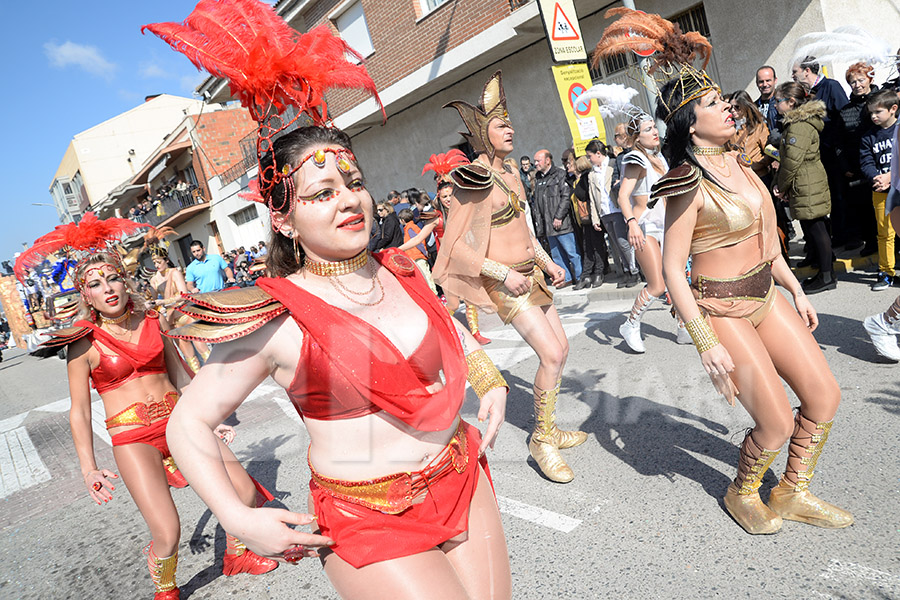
[170,249,491,568]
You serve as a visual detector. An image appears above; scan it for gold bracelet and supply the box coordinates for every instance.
[466,349,508,399]
[684,316,720,353]
[480,258,510,282]
[533,244,551,270]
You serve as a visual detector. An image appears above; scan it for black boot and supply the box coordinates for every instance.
[591,273,604,287]
[802,271,836,294]
[574,277,592,290]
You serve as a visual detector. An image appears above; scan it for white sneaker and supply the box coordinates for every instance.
[619,318,646,353]
[863,314,900,361]
[676,322,693,345]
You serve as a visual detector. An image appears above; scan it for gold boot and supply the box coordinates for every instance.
[722,431,783,534]
[529,384,578,482]
[767,413,853,529]
[551,378,588,449]
[144,542,179,599]
[186,355,201,374]
[466,304,491,345]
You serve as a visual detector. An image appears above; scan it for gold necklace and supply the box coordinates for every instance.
[100,308,132,325]
[700,154,731,178]
[691,145,727,155]
[304,250,368,277]
[327,260,384,306]
[103,313,134,343]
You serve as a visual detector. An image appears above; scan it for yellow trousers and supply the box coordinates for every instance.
[873,192,896,276]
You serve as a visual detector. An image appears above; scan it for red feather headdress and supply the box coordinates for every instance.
[143,0,383,219]
[591,8,716,121]
[14,212,149,287]
[421,149,470,177]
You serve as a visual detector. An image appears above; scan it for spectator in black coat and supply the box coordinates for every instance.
[369,200,404,252]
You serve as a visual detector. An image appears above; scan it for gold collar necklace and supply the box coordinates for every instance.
[304,250,368,277]
[100,308,132,325]
[692,146,727,155]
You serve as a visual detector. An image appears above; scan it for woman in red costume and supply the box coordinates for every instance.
[15,217,278,600]
[145,2,511,598]
[594,8,853,535]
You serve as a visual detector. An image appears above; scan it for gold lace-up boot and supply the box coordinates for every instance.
[528,383,582,483]
[551,378,588,449]
[144,542,179,599]
[723,431,783,534]
[767,413,853,528]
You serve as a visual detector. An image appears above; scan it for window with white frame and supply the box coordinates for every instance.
[332,1,375,59]
[230,205,259,226]
[419,0,450,17]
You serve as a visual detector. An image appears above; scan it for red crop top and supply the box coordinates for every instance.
[256,249,467,431]
[78,312,168,394]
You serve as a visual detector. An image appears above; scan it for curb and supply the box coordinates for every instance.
[792,252,878,280]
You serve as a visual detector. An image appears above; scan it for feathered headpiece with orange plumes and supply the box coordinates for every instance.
[422,149,470,178]
[591,8,717,121]
[14,212,149,288]
[142,226,178,260]
[143,0,384,219]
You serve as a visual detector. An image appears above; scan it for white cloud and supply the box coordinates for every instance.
[44,41,116,80]
[140,63,169,79]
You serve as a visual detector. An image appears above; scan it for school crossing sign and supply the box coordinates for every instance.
[538,0,587,62]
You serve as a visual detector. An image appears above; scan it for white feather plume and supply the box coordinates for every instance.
[573,83,650,127]
[789,25,897,71]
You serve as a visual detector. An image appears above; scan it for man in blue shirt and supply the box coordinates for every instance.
[185,240,235,293]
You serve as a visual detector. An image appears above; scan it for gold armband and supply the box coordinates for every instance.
[684,316,720,354]
[480,258,510,282]
[533,244,551,271]
[466,349,508,399]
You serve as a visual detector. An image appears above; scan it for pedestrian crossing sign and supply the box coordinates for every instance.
[551,3,579,41]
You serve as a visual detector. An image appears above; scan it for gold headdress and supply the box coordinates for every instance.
[142,226,178,261]
[444,71,512,161]
[591,8,716,122]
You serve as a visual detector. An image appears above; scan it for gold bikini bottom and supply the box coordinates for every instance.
[693,262,776,328]
[481,261,553,325]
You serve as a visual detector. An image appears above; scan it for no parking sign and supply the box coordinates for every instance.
[552,64,607,155]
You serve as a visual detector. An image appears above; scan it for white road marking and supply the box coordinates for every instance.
[495,495,582,533]
[0,428,51,498]
[818,559,900,588]
[90,400,111,447]
[0,414,28,434]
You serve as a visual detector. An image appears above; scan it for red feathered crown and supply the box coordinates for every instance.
[421,149,469,178]
[143,0,384,219]
[14,212,149,289]
[592,8,716,121]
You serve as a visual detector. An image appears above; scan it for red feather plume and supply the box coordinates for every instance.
[142,0,383,124]
[14,213,149,282]
[421,149,469,177]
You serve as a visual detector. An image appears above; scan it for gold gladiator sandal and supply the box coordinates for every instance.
[767,413,853,528]
[186,355,201,374]
[466,303,491,345]
[551,378,588,449]
[723,431,783,534]
[529,384,577,483]
[144,542,179,599]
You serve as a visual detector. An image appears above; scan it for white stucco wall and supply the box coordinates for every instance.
[209,167,272,254]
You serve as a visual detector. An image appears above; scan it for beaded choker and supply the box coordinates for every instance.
[101,308,132,325]
[304,251,368,277]
[692,146,727,156]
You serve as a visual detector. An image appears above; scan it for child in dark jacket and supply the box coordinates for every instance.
[860,89,899,290]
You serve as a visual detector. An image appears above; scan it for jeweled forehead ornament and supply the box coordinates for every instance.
[444,70,512,162]
[291,147,362,204]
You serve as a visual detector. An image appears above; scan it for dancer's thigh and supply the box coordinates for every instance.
[755,292,840,422]
[442,468,512,600]
[635,237,664,294]
[709,315,794,447]
[113,443,180,548]
[511,305,566,362]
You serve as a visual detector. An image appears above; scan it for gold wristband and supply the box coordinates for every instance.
[684,316,720,353]
[466,349,508,399]
[533,245,551,270]
[480,258,510,282]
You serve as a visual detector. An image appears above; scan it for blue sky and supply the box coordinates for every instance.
[0,3,246,267]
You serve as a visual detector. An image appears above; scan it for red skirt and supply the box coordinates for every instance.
[310,420,491,568]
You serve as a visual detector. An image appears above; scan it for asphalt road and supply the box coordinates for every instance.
[0,266,898,599]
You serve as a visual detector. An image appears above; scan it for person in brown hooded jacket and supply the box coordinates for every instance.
[774,82,835,293]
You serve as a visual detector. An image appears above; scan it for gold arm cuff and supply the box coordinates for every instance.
[533,245,551,271]
[480,258,510,283]
[684,316,720,353]
[466,349,508,399]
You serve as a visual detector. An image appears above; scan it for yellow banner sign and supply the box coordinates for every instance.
[551,63,607,156]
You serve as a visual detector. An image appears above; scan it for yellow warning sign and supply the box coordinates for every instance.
[538,0,587,63]
[551,63,607,156]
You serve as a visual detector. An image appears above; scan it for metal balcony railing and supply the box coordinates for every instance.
[139,188,207,227]
[220,154,256,186]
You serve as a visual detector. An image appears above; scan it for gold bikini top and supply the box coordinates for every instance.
[690,178,762,255]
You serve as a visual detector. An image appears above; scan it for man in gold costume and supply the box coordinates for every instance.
[434,71,587,482]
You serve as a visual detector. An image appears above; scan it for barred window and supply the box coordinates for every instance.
[231,205,259,226]
[671,4,710,38]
